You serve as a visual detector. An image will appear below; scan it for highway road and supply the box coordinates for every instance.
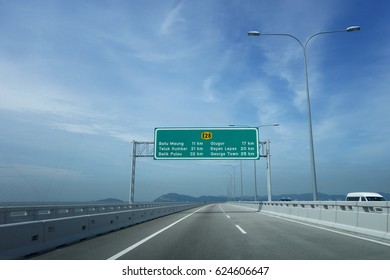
[28,203,390,260]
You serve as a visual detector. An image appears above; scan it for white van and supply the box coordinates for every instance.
[345,192,385,202]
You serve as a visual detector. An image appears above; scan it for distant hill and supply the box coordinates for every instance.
[154,193,226,203]
[95,198,125,204]
[379,192,390,200]
[153,192,345,202]
[153,192,390,202]
[272,193,346,201]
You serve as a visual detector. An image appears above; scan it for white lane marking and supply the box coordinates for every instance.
[235,225,247,234]
[226,215,231,219]
[107,205,209,260]
[261,212,390,247]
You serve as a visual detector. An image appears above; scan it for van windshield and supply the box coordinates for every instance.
[366,197,385,201]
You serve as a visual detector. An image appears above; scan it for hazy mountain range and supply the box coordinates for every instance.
[3,193,388,206]
[153,192,390,203]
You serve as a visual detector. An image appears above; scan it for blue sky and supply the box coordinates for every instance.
[0,0,389,203]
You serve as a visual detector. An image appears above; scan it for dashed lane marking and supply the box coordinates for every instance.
[235,225,247,234]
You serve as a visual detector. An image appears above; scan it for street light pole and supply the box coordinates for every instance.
[253,159,258,201]
[265,139,272,202]
[223,173,233,202]
[240,160,243,201]
[248,26,360,201]
[230,123,279,201]
[221,164,237,201]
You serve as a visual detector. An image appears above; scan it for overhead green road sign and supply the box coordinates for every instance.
[154,127,259,160]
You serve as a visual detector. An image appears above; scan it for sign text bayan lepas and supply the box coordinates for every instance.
[154,127,259,160]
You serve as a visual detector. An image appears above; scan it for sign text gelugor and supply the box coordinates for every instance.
[154,127,259,160]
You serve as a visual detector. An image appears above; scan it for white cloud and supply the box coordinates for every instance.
[0,163,84,179]
[202,75,220,102]
[160,1,186,36]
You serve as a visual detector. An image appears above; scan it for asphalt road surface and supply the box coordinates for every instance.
[28,203,390,260]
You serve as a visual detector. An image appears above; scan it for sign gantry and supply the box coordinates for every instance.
[130,127,268,203]
[130,141,154,204]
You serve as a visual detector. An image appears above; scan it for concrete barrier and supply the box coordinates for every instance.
[0,203,202,259]
[44,216,91,249]
[235,201,390,240]
[0,221,45,259]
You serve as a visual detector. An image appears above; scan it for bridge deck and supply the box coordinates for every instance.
[28,203,390,260]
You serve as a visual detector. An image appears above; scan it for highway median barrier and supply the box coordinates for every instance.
[0,202,203,259]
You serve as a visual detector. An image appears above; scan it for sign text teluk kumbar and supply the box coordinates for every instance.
[154,127,259,160]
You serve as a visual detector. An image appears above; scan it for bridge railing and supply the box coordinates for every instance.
[0,202,188,225]
[0,202,203,259]
[234,200,390,240]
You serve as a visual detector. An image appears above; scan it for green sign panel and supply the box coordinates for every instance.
[154,127,259,160]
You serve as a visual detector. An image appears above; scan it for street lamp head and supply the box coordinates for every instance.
[258,123,280,127]
[346,26,361,32]
[248,31,260,36]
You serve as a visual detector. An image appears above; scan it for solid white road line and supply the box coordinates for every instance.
[107,205,209,260]
[235,225,247,234]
